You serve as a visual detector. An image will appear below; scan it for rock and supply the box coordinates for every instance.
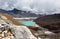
[0,13,37,39]
[10,25,37,39]
[2,35,15,39]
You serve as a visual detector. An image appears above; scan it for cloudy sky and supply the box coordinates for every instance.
[0,0,60,14]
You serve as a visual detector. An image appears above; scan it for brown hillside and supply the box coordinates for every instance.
[34,14,60,33]
[0,13,22,25]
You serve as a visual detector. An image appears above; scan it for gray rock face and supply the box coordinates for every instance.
[10,26,37,39]
[0,19,37,39]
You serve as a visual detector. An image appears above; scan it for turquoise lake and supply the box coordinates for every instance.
[19,20,36,26]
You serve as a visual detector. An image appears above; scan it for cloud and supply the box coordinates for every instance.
[0,0,60,14]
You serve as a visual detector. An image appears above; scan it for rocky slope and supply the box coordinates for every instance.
[0,13,59,39]
[0,13,37,39]
[34,14,60,33]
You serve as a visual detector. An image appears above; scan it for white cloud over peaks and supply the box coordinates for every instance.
[0,0,17,10]
[0,0,60,14]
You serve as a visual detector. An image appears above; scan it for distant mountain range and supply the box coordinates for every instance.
[0,9,42,17]
[34,14,60,33]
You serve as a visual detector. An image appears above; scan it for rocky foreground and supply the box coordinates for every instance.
[0,13,38,39]
[0,13,60,39]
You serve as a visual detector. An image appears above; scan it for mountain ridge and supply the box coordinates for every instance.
[0,9,41,17]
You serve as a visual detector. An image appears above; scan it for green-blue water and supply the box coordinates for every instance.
[19,20,36,26]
